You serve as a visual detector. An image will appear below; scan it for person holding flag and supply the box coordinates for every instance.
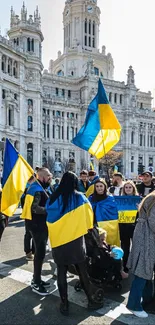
[46,171,104,316]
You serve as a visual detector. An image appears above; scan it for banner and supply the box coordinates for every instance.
[114,195,141,223]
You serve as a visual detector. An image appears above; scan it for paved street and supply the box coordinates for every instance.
[1,218,155,325]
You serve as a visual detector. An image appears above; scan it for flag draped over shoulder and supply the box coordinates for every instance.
[1,139,34,217]
[46,193,93,248]
[89,195,120,246]
[72,79,121,159]
[114,196,141,223]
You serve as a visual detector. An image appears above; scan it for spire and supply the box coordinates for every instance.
[21,1,27,22]
[34,6,41,27]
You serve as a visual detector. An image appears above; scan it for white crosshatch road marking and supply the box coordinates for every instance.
[1,262,155,324]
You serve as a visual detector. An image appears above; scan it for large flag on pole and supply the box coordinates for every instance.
[72,79,121,159]
[1,139,34,217]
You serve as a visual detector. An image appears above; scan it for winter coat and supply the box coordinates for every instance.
[127,194,155,280]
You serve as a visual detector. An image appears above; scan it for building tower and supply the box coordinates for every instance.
[49,0,114,79]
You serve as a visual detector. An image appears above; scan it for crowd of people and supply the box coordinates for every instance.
[1,167,155,318]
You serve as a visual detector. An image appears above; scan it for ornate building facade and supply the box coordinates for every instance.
[0,0,155,178]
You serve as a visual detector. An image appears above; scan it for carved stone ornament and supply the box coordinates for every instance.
[25,69,35,82]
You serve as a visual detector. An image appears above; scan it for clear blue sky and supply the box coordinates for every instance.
[1,0,155,99]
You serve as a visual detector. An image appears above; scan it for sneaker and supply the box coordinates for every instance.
[32,283,50,296]
[31,279,51,288]
[88,300,104,310]
[131,310,148,318]
[26,252,34,261]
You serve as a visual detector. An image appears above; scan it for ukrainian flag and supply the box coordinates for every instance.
[46,193,93,248]
[72,79,121,159]
[114,196,141,223]
[21,182,44,220]
[1,139,34,217]
[89,195,120,246]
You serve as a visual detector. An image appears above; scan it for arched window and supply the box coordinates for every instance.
[8,59,12,75]
[27,116,33,131]
[27,143,33,166]
[114,93,117,104]
[94,67,99,76]
[57,70,64,76]
[27,38,31,51]
[109,92,112,102]
[93,21,95,36]
[31,39,34,52]
[1,55,6,73]
[13,61,18,78]
[28,99,33,112]
[71,71,74,76]
[85,19,87,33]
[131,131,134,144]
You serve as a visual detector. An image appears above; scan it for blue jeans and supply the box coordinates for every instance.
[127,276,146,311]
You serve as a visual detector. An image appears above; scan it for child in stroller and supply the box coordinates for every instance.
[75,227,124,293]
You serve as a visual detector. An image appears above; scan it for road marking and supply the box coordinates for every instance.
[1,262,155,324]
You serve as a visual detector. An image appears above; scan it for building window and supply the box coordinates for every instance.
[56,125,60,139]
[56,111,60,117]
[43,123,46,138]
[109,92,112,102]
[76,113,78,119]
[150,135,153,147]
[14,93,17,100]
[8,107,14,126]
[68,90,71,98]
[70,127,74,139]
[131,131,134,144]
[1,55,6,72]
[56,88,59,96]
[140,134,143,146]
[47,124,50,138]
[62,126,64,140]
[85,18,87,33]
[93,21,95,36]
[28,116,33,131]
[85,35,87,46]
[114,93,117,104]
[89,36,91,47]
[27,38,31,51]
[53,111,55,117]
[13,61,18,78]
[144,135,145,146]
[94,67,99,76]
[57,70,63,76]
[8,59,12,75]
[140,103,143,109]
[89,20,91,35]
[62,112,64,118]
[28,99,33,113]
[47,109,50,115]
[27,143,33,167]
[62,89,65,97]
[120,94,122,105]
[149,157,153,166]
[70,113,74,118]
[2,89,5,99]
[67,126,69,140]
[53,125,55,138]
[131,161,134,173]
[42,150,47,166]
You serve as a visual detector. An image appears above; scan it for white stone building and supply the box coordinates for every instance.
[0,0,155,178]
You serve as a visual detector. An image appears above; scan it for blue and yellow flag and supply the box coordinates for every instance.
[46,193,93,248]
[114,165,118,173]
[1,139,34,217]
[89,195,120,246]
[21,182,44,220]
[114,196,141,223]
[72,79,121,159]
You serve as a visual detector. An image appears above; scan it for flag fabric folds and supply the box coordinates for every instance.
[1,139,34,217]
[114,196,141,223]
[72,79,121,159]
[46,193,94,248]
[89,195,120,246]
[21,182,44,220]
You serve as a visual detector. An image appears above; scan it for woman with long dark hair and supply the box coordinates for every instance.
[46,171,104,315]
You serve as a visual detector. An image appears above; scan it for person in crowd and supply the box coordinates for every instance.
[78,170,90,193]
[126,191,155,318]
[109,172,124,196]
[53,178,60,191]
[89,178,120,247]
[0,188,8,242]
[120,180,139,273]
[21,167,52,296]
[46,171,104,316]
[21,175,35,261]
[85,171,99,197]
[136,171,154,197]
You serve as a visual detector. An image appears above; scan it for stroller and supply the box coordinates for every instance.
[74,227,122,293]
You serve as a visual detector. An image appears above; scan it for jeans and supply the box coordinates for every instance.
[119,224,134,272]
[127,276,146,311]
[29,225,48,284]
[0,218,6,241]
